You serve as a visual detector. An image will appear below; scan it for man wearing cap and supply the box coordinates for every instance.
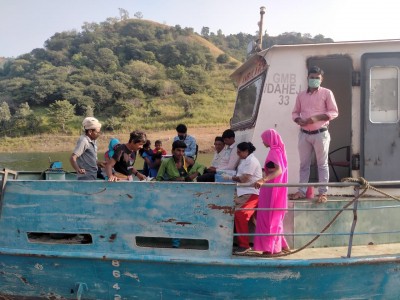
[70,117,104,180]
[291,66,339,203]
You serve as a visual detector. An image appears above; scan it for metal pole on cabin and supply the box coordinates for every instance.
[258,6,266,51]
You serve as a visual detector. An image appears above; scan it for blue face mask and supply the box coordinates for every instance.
[308,78,321,88]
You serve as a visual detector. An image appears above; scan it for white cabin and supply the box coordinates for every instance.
[230,40,400,193]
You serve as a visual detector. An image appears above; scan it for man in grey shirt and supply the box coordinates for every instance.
[70,117,104,180]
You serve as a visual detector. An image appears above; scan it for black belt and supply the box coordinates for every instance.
[301,127,328,135]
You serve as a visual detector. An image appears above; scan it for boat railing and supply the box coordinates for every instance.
[1,170,400,259]
[0,168,17,212]
[234,179,400,258]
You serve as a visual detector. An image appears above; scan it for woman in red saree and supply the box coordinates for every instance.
[252,129,290,254]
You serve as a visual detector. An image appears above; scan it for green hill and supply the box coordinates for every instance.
[0,17,333,137]
[0,19,240,136]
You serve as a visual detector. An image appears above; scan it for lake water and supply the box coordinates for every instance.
[0,152,214,172]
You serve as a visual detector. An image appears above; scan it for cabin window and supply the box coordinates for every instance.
[231,73,266,129]
[369,66,399,123]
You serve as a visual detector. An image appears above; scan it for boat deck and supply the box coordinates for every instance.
[237,243,400,260]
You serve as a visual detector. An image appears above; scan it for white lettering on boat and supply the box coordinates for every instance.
[265,73,302,105]
[112,260,123,298]
[112,260,120,267]
[113,270,121,278]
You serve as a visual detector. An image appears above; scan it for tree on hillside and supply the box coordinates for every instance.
[217,54,229,64]
[201,27,210,37]
[0,101,11,131]
[134,11,144,19]
[12,102,41,135]
[95,48,119,72]
[119,8,130,20]
[46,100,76,133]
[14,102,32,118]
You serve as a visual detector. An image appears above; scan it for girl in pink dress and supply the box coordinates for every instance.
[252,129,290,254]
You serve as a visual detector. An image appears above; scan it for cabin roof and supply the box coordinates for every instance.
[230,39,400,83]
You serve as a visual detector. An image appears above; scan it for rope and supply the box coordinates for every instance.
[240,177,399,258]
[341,177,400,201]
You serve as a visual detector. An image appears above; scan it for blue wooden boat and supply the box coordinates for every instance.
[3,8,400,298]
[1,169,400,299]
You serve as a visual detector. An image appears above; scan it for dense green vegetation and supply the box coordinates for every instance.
[0,16,333,137]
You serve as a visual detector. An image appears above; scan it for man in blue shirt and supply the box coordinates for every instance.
[173,124,197,158]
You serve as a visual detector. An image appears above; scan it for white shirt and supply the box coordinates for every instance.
[211,148,226,168]
[217,142,240,171]
[236,153,262,197]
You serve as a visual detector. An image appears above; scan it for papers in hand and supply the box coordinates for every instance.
[215,170,236,183]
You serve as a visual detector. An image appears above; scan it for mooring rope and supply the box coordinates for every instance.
[342,177,400,201]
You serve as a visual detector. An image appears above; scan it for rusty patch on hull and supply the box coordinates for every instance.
[109,233,117,242]
[176,222,192,226]
[207,204,234,215]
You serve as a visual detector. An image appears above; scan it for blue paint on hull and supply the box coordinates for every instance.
[1,254,400,299]
[0,177,400,299]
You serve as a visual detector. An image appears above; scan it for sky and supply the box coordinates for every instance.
[1,0,400,58]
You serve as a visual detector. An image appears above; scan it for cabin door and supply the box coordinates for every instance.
[362,53,400,180]
[307,56,353,182]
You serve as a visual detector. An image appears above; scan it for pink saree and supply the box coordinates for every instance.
[253,129,289,254]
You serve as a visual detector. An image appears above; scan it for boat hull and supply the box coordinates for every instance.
[1,253,400,299]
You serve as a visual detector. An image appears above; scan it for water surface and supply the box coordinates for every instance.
[0,152,214,172]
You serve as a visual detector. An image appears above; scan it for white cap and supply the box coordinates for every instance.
[82,117,101,130]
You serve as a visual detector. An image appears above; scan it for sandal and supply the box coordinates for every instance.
[317,194,328,203]
[282,247,291,254]
[289,192,306,200]
[233,247,252,255]
[247,250,263,255]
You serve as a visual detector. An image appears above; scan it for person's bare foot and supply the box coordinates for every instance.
[289,191,306,200]
[317,194,328,203]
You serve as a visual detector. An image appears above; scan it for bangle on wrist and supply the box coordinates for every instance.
[134,171,138,176]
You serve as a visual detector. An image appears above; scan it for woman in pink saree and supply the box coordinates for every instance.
[252,129,289,254]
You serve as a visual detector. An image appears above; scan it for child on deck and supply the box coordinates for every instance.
[140,140,162,178]
[153,140,167,155]
[139,140,153,177]
[101,138,120,179]
[105,138,120,162]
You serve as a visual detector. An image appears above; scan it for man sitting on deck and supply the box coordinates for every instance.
[156,140,205,182]
[197,136,226,182]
